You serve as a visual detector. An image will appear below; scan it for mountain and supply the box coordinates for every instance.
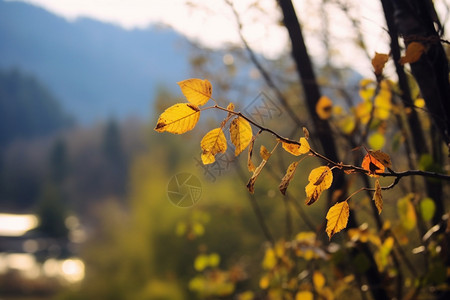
[0,68,73,145]
[0,0,191,123]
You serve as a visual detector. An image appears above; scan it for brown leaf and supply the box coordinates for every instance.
[400,42,425,65]
[247,136,257,172]
[369,150,392,168]
[279,161,300,195]
[373,179,383,214]
[371,52,390,76]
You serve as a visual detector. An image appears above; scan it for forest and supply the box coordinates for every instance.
[1,0,450,300]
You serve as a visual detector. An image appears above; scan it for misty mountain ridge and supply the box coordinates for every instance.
[0,0,191,123]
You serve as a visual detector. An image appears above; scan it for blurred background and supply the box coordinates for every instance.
[1,0,449,299]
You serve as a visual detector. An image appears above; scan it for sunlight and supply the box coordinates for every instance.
[0,213,38,236]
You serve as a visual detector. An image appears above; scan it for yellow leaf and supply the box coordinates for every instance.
[397,193,416,231]
[279,161,300,195]
[372,52,390,76]
[230,117,252,156]
[374,82,392,120]
[259,275,270,289]
[177,78,212,106]
[400,42,425,65]
[373,179,383,214]
[305,166,333,205]
[313,271,326,291]
[295,291,313,300]
[359,79,376,102]
[262,248,276,270]
[414,98,425,108]
[227,102,235,111]
[260,145,271,160]
[154,103,200,134]
[282,137,310,156]
[200,128,227,165]
[326,201,350,239]
[355,100,372,124]
[316,96,333,120]
[368,133,385,150]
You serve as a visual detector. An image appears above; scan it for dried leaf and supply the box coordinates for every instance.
[154,103,200,134]
[200,128,227,165]
[303,127,310,139]
[361,153,385,177]
[371,52,390,76]
[316,96,333,120]
[373,179,383,214]
[369,150,392,168]
[230,117,252,156]
[247,158,268,194]
[400,42,425,65]
[279,161,300,195]
[177,78,212,106]
[305,166,333,205]
[326,201,350,239]
[247,136,257,172]
[281,138,310,156]
[260,145,271,160]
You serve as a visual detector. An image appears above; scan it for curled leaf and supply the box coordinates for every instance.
[303,127,310,139]
[373,180,383,214]
[305,166,333,205]
[177,78,212,106]
[281,138,310,156]
[154,103,200,134]
[326,201,350,239]
[200,128,227,164]
[247,136,257,172]
[230,117,252,156]
[316,96,333,120]
[260,145,271,160]
[279,161,300,195]
[361,153,385,177]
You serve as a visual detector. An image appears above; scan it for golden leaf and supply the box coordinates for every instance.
[373,179,383,214]
[400,42,425,65]
[200,128,227,165]
[230,117,252,156]
[374,82,392,120]
[371,52,390,76]
[369,150,392,168]
[305,166,333,205]
[313,271,326,291]
[316,96,333,120]
[154,103,200,134]
[295,291,313,300]
[279,161,300,195]
[361,153,385,177]
[260,145,271,160]
[177,78,212,106]
[326,201,349,239]
[397,193,416,231]
[282,137,310,156]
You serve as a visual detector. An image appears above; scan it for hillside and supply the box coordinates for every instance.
[0,0,191,123]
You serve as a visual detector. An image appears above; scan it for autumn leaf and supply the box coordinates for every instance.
[295,291,313,300]
[282,137,310,156]
[316,96,333,120]
[361,153,385,177]
[177,78,212,106]
[373,179,383,214]
[303,127,310,139]
[154,103,200,134]
[260,145,271,160]
[313,271,326,291]
[369,150,392,168]
[200,128,227,164]
[326,201,350,239]
[247,145,273,194]
[400,42,425,65]
[397,193,417,231]
[305,166,333,205]
[247,135,257,172]
[371,52,390,76]
[279,161,300,195]
[230,117,252,156]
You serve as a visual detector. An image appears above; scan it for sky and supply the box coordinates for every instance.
[9,0,450,76]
